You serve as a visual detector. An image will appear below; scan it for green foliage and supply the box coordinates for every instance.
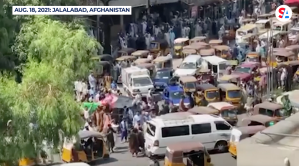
[281,95,292,116]
[0,13,102,163]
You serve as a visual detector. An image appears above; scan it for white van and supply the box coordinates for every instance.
[144,112,232,157]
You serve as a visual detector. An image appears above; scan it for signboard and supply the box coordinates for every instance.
[191,6,198,17]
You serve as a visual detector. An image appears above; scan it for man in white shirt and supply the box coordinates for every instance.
[88,71,96,90]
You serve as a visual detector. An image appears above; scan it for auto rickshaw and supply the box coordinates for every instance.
[214,45,230,59]
[208,40,222,46]
[257,13,274,20]
[182,49,197,58]
[253,102,284,120]
[246,52,260,62]
[137,63,156,77]
[174,38,189,57]
[218,75,240,85]
[183,43,207,55]
[61,130,109,163]
[117,48,136,57]
[217,83,241,107]
[242,114,278,127]
[165,142,213,166]
[94,61,113,76]
[188,106,219,115]
[197,83,220,102]
[228,125,266,158]
[116,55,137,62]
[90,54,114,62]
[196,68,212,84]
[227,60,238,70]
[200,49,215,57]
[241,18,255,24]
[179,76,197,92]
[207,102,238,125]
[133,58,151,65]
[271,51,296,67]
[132,50,150,58]
[189,36,207,44]
[150,39,169,56]
[153,56,172,70]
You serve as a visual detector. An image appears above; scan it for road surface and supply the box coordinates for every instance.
[96,140,236,166]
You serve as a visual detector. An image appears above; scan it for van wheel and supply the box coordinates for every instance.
[215,141,228,153]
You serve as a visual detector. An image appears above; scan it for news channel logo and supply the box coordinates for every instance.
[275,5,292,22]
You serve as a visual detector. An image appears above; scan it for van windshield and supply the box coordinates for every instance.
[146,122,156,137]
[133,77,152,87]
[179,62,196,69]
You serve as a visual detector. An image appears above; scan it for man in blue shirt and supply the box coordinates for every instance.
[120,118,128,142]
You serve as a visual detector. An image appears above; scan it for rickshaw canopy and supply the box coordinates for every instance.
[197,83,217,91]
[153,56,171,62]
[190,36,206,44]
[213,45,230,51]
[200,49,215,56]
[132,50,150,57]
[198,68,210,73]
[188,106,219,114]
[244,114,276,125]
[235,126,266,135]
[208,102,235,111]
[137,63,155,69]
[286,45,299,50]
[179,76,197,83]
[273,51,294,57]
[78,130,105,139]
[219,75,240,81]
[217,83,240,90]
[174,38,189,44]
[253,102,283,112]
[209,40,222,45]
[202,55,227,66]
[184,44,206,50]
[134,58,151,64]
[182,49,197,54]
[116,55,137,61]
[195,42,209,46]
[227,60,238,66]
[118,48,136,54]
[167,141,205,155]
[273,48,288,52]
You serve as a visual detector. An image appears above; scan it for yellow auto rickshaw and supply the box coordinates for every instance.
[165,142,213,166]
[174,38,189,57]
[150,39,169,56]
[61,130,109,163]
[132,50,150,58]
[218,75,241,85]
[229,125,266,158]
[116,55,137,62]
[117,48,136,57]
[208,40,222,46]
[179,76,197,92]
[200,49,215,57]
[189,36,207,44]
[182,49,197,58]
[271,50,296,67]
[207,102,238,125]
[197,83,220,102]
[133,58,151,65]
[153,56,172,69]
[217,83,241,107]
[213,45,230,59]
[246,52,260,62]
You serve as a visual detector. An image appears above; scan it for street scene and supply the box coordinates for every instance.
[2,0,299,166]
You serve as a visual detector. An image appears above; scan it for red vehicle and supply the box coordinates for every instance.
[232,62,260,81]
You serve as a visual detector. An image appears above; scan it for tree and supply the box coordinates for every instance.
[0,16,102,163]
[282,95,292,116]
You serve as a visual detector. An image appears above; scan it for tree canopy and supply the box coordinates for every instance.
[0,3,102,163]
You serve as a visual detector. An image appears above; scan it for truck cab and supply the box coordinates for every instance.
[163,85,189,106]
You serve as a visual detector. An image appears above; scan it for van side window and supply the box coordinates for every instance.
[162,125,190,138]
[146,122,156,136]
[191,123,211,134]
[214,121,231,130]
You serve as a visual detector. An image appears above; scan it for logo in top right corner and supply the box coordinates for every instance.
[275,5,292,22]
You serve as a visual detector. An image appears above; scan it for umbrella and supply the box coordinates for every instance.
[78,130,105,139]
[113,95,134,108]
[82,102,101,114]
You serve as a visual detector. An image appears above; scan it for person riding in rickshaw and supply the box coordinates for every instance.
[246,52,260,62]
[252,101,284,120]
[61,130,109,163]
[117,48,136,57]
[188,106,219,115]
[213,45,231,59]
[174,38,189,57]
[228,125,266,158]
[196,68,212,84]
[132,50,150,58]
[150,39,169,57]
[189,36,207,44]
[217,83,242,107]
[209,40,222,46]
[179,76,197,93]
[182,49,197,58]
[207,102,238,125]
[153,56,172,70]
[165,142,213,166]
[197,83,220,103]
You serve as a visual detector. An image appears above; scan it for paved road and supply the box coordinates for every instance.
[96,140,236,166]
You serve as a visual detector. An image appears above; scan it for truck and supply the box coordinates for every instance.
[121,66,154,96]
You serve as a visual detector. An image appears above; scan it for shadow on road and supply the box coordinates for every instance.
[90,157,118,165]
